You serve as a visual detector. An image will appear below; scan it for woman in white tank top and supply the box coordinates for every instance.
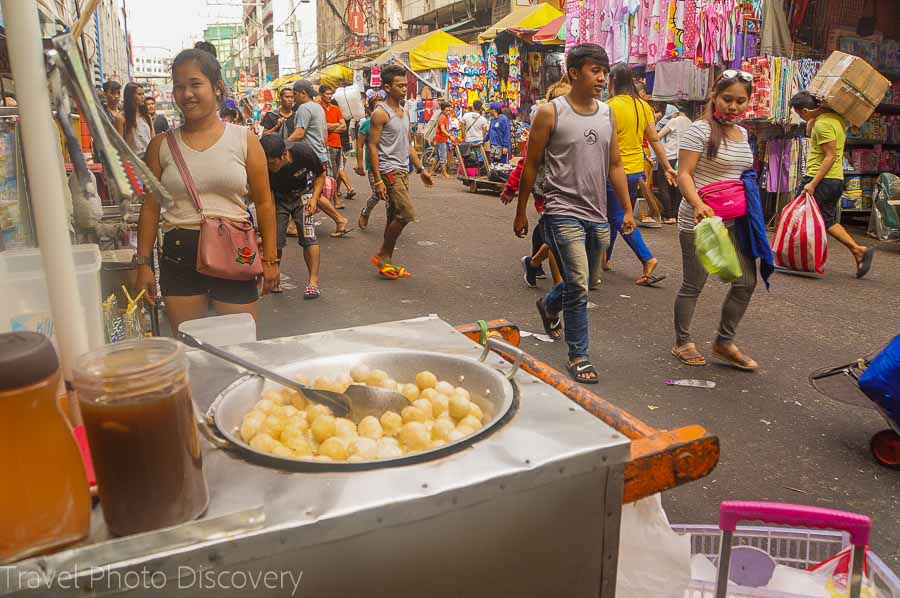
[134,49,279,333]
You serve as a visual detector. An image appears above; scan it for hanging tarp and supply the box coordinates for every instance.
[532,15,566,45]
[477,3,564,44]
[375,30,466,71]
[319,64,354,88]
[266,73,302,90]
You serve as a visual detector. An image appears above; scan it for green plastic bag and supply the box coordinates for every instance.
[694,216,742,282]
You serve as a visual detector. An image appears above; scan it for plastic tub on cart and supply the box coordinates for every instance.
[0,244,104,349]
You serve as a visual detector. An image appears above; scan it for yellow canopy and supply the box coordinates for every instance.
[319,64,354,88]
[477,3,564,43]
[267,73,302,90]
[376,30,466,71]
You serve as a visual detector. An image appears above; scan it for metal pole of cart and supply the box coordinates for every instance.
[2,0,91,381]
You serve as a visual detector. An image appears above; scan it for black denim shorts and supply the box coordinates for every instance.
[800,176,843,228]
[159,228,259,305]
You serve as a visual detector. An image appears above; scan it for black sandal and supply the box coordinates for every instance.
[536,298,562,340]
[856,248,874,279]
[567,360,599,384]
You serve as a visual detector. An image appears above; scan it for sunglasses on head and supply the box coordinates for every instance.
[719,69,753,83]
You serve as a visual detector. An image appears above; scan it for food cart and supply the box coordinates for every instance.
[2,316,719,597]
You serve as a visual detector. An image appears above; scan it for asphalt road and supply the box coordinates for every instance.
[257,169,900,570]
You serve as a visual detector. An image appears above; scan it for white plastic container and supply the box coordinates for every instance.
[0,244,104,349]
[179,313,257,347]
[334,85,365,120]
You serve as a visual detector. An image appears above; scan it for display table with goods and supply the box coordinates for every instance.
[2,316,725,597]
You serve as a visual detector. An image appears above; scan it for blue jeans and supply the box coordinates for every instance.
[436,141,448,164]
[541,215,611,361]
[607,173,653,263]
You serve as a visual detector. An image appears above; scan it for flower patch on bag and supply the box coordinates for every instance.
[235,246,257,266]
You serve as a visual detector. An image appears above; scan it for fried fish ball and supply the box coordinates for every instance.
[449,394,472,419]
[436,410,453,422]
[277,405,301,420]
[350,437,378,460]
[271,444,294,458]
[380,411,403,436]
[400,383,420,402]
[334,417,358,440]
[454,386,471,400]
[400,422,430,451]
[290,393,309,410]
[240,411,266,442]
[412,398,434,419]
[401,405,427,424]
[335,373,353,392]
[350,364,371,383]
[261,415,286,439]
[282,424,309,448]
[313,376,334,390]
[377,436,400,450]
[286,434,312,456]
[420,388,439,402]
[416,371,438,390]
[311,414,337,442]
[435,380,455,396]
[262,389,289,406]
[255,398,276,414]
[455,425,476,437]
[347,455,365,462]
[458,415,483,431]
[293,373,310,386]
[358,416,384,440]
[319,437,349,461]
[376,439,403,459]
[429,394,449,417]
[468,402,484,421]
[367,369,389,386]
[249,433,278,453]
[447,429,467,443]
[431,439,447,449]
[432,418,454,442]
[306,403,332,422]
[381,378,398,391]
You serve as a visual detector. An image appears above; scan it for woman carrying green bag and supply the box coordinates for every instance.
[672,71,772,371]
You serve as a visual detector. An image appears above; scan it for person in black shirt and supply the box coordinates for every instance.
[261,134,325,298]
[261,87,295,135]
[145,97,170,133]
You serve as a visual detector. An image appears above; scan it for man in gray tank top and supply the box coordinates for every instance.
[367,64,433,279]
[513,44,636,384]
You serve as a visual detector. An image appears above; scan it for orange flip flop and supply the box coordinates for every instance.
[370,256,411,279]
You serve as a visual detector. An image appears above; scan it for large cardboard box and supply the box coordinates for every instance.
[807,51,890,127]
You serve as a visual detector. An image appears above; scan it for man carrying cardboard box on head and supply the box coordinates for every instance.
[806,51,890,127]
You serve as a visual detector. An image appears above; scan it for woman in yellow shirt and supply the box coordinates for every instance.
[790,91,874,278]
[606,64,678,286]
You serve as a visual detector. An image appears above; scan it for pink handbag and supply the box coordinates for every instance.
[165,131,262,281]
[698,179,747,220]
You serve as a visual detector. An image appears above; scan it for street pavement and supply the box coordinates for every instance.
[258,170,900,570]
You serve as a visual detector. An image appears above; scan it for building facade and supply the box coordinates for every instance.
[242,0,277,88]
[316,0,404,68]
[204,24,241,91]
[131,47,172,106]
[47,0,131,86]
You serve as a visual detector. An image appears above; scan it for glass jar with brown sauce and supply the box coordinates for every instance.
[73,338,208,537]
[0,332,91,563]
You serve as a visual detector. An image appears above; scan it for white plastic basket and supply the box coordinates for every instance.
[672,524,900,598]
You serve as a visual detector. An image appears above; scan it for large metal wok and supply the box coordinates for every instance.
[200,338,522,469]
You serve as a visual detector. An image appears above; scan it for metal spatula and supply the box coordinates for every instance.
[178,332,410,421]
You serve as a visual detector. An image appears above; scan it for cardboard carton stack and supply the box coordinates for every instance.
[807,51,890,127]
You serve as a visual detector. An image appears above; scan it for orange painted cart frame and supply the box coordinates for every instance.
[456,320,719,504]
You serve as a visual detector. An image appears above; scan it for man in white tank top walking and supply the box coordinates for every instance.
[367,64,433,279]
[513,44,636,384]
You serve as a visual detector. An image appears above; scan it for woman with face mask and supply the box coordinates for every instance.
[672,70,773,372]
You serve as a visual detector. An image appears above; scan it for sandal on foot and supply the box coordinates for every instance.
[358,210,370,230]
[712,345,758,371]
[330,226,355,238]
[535,298,562,340]
[567,360,599,384]
[370,256,410,279]
[672,343,706,366]
[636,274,667,286]
[304,285,320,299]
[856,248,874,279]
[345,190,357,200]
[271,280,284,294]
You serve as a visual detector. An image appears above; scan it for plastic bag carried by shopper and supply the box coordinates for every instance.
[694,216,742,282]
[772,191,828,273]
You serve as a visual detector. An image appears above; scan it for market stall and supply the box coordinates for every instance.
[2,316,720,596]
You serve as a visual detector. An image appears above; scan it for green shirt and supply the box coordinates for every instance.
[358,117,372,172]
[806,111,846,181]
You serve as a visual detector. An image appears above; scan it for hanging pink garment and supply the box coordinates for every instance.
[664,0,685,59]
[647,0,669,65]
[628,0,651,63]
[682,0,699,60]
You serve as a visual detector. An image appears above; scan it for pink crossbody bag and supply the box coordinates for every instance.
[698,179,747,220]
[165,130,262,281]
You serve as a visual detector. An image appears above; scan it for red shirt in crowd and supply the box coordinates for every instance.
[435,114,450,143]
[323,102,343,149]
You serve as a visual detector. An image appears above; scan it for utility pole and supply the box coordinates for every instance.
[255,0,266,85]
[288,2,301,74]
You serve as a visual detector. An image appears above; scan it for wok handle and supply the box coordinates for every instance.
[481,336,523,380]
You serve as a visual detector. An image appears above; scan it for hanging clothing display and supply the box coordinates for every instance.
[447,46,487,113]
[650,60,713,101]
[742,55,822,124]
[763,137,808,193]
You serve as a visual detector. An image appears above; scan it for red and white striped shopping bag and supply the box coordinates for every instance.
[771,192,828,273]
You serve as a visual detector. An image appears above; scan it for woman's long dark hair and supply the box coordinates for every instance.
[123,82,152,142]
[702,77,752,159]
[609,63,649,137]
